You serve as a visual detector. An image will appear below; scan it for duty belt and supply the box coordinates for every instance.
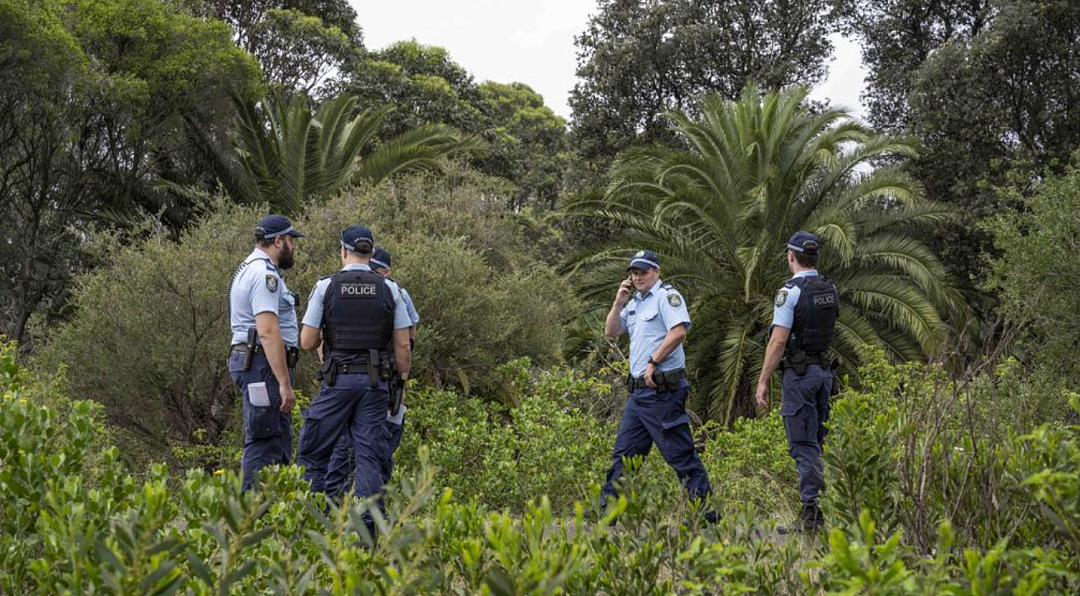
[627,368,686,392]
[319,349,389,388]
[231,343,300,369]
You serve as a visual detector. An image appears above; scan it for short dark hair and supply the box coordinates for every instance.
[345,243,373,256]
[255,234,275,248]
[793,250,817,268]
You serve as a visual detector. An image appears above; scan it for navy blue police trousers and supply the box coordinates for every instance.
[780,365,833,506]
[601,380,712,506]
[228,351,293,492]
[296,372,389,500]
[324,414,406,498]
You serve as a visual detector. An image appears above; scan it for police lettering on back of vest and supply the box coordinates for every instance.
[784,274,839,360]
[322,268,395,357]
[340,282,379,298]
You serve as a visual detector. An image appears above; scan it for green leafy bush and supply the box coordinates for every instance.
[35,168,578,463]
[822,348,1075,555]
[3,350,1080,595]
[990,152,1080,387]
[395,359,612,513]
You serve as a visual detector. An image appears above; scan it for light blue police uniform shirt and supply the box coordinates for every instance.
[771,269,819,329]
[400,287,420,326]
[229,248,299,347]
[302,263,412,330]
[619,279,691,378]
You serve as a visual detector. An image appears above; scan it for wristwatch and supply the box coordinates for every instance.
[648,356,660,367]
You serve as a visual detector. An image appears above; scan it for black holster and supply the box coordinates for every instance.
[782,350,828,376]
[783,350,809,376]
[242,328,257,371]
[321,357,337,387]
[389,375,404,416]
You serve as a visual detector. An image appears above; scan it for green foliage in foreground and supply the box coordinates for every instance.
[6,344,1080,594]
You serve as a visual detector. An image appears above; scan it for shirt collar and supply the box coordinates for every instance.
[248,247,275,264]
[635,278,664,300]
[794,269,818,278]
[342,263,372,272]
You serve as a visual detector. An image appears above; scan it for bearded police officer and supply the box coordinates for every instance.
[227,214,303,492]
[600,250,715,518]
[296,226,412,511]
[324,247,419,497]
[755,231,839,534]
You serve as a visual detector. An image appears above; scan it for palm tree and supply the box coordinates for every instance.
[563,84,966,424]
[189,92,484,215]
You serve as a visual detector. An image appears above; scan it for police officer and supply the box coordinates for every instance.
[755,231,839,534]
[296,226,412,508]
[227,214,303,492]
[600,250,715,517]
[324,247,419,497]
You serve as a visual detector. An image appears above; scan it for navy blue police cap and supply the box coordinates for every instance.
[628,249,661,271]
[371,247,392,270]
[255,214,304,239]
[786,231,820,255]
[341,225,374,252]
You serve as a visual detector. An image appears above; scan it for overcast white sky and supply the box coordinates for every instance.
[350,1,868,121]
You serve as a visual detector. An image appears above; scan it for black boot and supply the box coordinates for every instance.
[777,504,823,535]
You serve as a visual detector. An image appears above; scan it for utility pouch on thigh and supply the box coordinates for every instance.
[781,405,810,444]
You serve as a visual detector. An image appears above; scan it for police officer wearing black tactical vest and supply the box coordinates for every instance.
[755,231,839,534]
[296,225,412,505]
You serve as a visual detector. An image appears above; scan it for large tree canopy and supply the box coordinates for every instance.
[340,41,570,209]
[569,0,842,163]
[197,0,363,94]
[843,0,1080,286]
[565,86,964,423]
[0,0,260,347]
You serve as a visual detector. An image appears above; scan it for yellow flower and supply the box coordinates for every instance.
[18,398,26,404]
[214,469,225,476]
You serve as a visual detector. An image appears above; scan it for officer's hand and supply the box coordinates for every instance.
[644,362,658,389]
[616,277,633,305]
[754,381,769,409]
[280,384,296,413]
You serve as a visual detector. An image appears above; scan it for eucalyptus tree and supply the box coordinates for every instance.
[197,92,484,215]
[564,85,966,423]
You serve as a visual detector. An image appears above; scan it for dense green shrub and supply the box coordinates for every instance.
[821,348,1074,554]
[990,153,1080,390]
[395,359,612,513]
[5,346,1080,595]
[34,169,578,461]
[699,411,798,517]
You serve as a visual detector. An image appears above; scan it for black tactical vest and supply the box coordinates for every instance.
[321,269,394,359]
[787,274,839,356]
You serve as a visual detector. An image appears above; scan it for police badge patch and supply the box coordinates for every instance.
[265,274,279,293]
[775,289,788,307]
[667,293,683,307]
